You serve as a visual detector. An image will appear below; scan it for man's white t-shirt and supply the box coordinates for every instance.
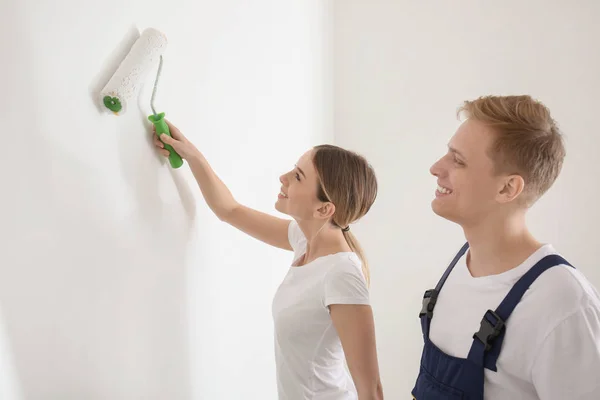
[429,243,600,399]
[271,220,370,400]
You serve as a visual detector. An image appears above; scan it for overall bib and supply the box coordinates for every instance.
[411,243,573,399]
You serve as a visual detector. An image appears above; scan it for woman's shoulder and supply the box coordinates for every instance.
[288,219,307,253]
[325,252,363,274]
[322,253,370,305]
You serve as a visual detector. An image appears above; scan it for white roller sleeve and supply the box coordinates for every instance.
[100,28,167,115]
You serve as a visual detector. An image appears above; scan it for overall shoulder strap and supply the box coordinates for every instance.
[467,254,574,371]
[419,242,470,337]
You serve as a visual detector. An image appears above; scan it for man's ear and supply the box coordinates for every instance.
[314,202,336,220]
[497,174,525,203]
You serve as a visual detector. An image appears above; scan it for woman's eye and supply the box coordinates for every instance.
[295,173,301,181]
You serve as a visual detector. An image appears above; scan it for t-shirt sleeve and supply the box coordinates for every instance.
[531,302,600,399]
[287,219,306,254]
[323,258,370,307]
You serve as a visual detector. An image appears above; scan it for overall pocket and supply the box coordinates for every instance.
[412,370,464,399]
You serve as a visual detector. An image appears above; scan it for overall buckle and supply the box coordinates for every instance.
[473,309,505,351]
[419,289,438,318]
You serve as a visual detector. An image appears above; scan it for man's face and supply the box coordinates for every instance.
[429,119,511,226]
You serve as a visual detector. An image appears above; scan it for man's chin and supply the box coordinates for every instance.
[431,201,458,222]
[431,199,443,215]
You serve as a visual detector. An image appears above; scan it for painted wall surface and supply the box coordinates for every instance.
[1,0,332,398]
[333,1,600,397]
[5,1,599,398]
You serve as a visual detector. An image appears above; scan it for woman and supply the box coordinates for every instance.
[154,121,384,400]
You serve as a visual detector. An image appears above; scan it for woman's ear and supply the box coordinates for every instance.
[314,202,336,220]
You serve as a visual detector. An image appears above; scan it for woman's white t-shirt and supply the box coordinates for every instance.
[271,220,370,400]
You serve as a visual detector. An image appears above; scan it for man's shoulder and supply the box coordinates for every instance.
[523,249,600,325]
[523,251,600,400]
[533,248,595,294]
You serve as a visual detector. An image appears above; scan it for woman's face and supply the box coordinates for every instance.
[275,149,326,221]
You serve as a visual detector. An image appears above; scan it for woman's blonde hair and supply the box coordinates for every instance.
[312,144,378,285]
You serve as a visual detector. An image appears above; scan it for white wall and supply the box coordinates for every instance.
[333,0,600,397]
[5,1,599,398]
[1,0,332,399]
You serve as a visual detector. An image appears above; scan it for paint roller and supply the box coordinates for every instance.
[100,27,183,169]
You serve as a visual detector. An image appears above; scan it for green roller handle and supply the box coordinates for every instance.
[148,112,183,169]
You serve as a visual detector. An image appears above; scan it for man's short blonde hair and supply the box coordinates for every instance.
[458,95,566,204]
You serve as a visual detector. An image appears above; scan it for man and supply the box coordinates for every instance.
[411,95,600,399]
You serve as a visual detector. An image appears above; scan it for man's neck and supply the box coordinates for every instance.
[463,213,543,278]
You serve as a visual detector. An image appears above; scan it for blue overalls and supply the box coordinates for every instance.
[411,242,573,399]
